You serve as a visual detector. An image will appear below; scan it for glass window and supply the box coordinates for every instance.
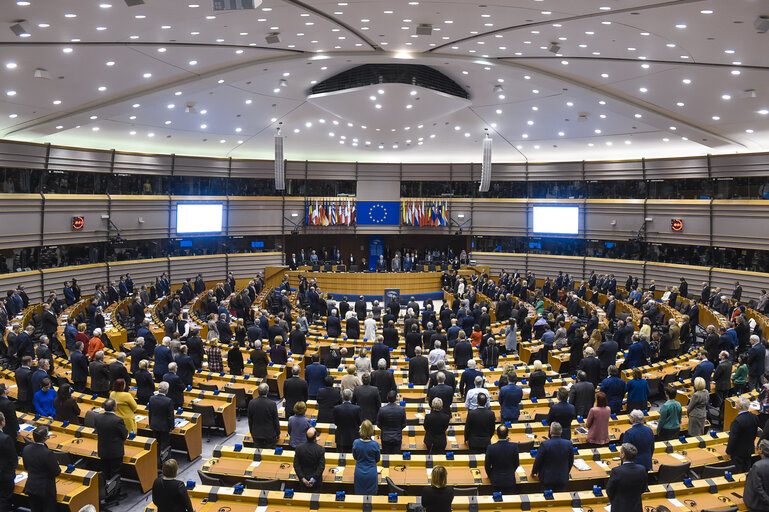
[0,168,43,193]
[586,179,645,199]
[478,181,528,198]
[228,178,281,196]
[529,180,586,199]
[647,178,710,199]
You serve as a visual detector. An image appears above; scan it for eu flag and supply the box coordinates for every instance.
[356,201,400,225]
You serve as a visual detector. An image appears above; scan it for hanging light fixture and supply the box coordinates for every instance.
[274,124,285,190]
[479,129,492,192]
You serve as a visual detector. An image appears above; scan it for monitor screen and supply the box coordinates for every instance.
[176,204,223,233]
[251,241,264,248]
[532,206,579,235]
[179,240,193,248]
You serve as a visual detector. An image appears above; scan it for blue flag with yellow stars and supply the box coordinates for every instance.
[356,201,400,225]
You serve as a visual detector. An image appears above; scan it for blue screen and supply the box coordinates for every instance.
[179,240,192,248]
[251,241,264,248]
[529,242,541,249]
[605,242,615,248]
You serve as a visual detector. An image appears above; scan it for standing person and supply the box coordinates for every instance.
[316,376,342,424]
[656,387,682,441]
[54,383,80,424]
[546,387,576,440]
[248,383,280,449]
[283,365,309,420]
[352,420,380,495]
[568,371,595,419]
[151,459,194,512]
[623,410,655,471]
[748,335,766,391]
[606,443,648,512]
[94,399,128,484]
[333,389,362,452]
[364,312,377,341]
[205,339,224,373]
[305,354,328,399]
[499,373,523,423]
[0,412,18,512]
[376,390,406,454]
[14,356,33,413]
[464,393,496,453]
[227,343,244,376]
[69,341,89,393]
[484,425,520,494]
[110,378,138,434]
[529,360,548,399]
[625,368,650,413]
[424,397,451,454]
[585,392,611,447]
[22,426,60,512]
[687,377,709,436]
[293,428,325,492]
[0,384,19,440]
[744,439,769,512]
[135,359,155,405]
[531,422,574,492]
[287,401,312,448]
[420,465,455,512]
[713,350,733,408]
[33,378,56,418]
[727,397,760,472]
[149,382,175,463]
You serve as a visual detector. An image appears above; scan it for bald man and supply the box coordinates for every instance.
[293,428,325,491]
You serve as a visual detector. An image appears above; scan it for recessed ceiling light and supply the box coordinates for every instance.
[682,78,691,84]
[663,138,670,142]
[97,86,106,91]
[17,0,31,5]
[406,104,413,109]
[161,25,171,29]
[164,120,172,125]
[200,124,207,129]
[669,126,677,131]
[38,22,50,28]
[89,115,98,120]
[5,90,16,96]
[143,72,152,78]
[53,99,61,105]
[641,63,650,69]
[712,116,720,120]
[601,21,611,25]
[99,2,111,7]
[601,73,609,78]
[566,101,574,106]
[721,94,732,100]
[189,60,197,65]
[757,109,769,115]
[700,9,714,14]
[167,104,175,109]
[147,133,154,137]
[724,49,735,54]
[375,104,382,109]
[731,70,741,75]
[92,127,100,131]
[527,120,534,125]
[174,91,182,96]
[132,103,140,108]
[558,131,565,136]
[96,26,107,31]
[157,47,167,53]
[639,87,648,92]
[206,15,216,19]
[676,102,685,107]
[106,61,115,66]
[675,24,687,29]
[5,62,18,69]
[65,13,77,17]
[135,14,146,19]
[746,129,754,133]
[129,115,136,120]
[634,113,642,118]
[62,47,73,54]
[594,129,601,134]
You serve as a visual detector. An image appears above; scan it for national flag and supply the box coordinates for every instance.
[331,201,337,225]
[441,202,448,225]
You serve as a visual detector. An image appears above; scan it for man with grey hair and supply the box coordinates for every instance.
[333,388,362,452]
[370,358,396,402]
[94,398,128,484]
[622,409,655,470]
[727,396,759,472]
[607,443,648,512]
[531,422,573,492]
[428,340,446,368]
[748,334,766,391]
[89,351,111,398]
[130,336,148,373]
[248,383,280,449]
[283,365,308,420]
[148,381,174,463]
[109,351,131,389]
[465,375,490,411]
[745,439,769,511]
[162,362,184,408]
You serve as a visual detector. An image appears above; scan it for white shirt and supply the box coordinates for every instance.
[364,318,377,341]
[428,348,446,367]
[465,387,490,411]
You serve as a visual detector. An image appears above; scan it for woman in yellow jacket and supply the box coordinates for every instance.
[110,378,138,434]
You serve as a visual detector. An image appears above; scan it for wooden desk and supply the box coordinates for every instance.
[143,475,748,512]
[287,271,443,296]
[14,463,99,512]
[16,414,158,492]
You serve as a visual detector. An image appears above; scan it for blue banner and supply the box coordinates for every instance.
[357,201,400,226]
[368,235,384,272]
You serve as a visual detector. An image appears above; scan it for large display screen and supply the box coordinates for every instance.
[532,206,579,234]
[176,204,223,233]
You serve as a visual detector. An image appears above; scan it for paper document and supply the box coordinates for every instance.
[14,472,27,484]
[573,459,591,471]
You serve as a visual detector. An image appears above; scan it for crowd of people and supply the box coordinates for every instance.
[286,246,470,272]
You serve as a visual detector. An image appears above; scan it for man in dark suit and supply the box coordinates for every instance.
[109,352,131,389]
[15,325,35,361]
[568,371,595,418]
[623,409,655,470]
[283,365,309,419]
[68,342,89,393]
[162,362,185,408]
[305,354,328,399]
[427,372,454,413]
[22,426,60,512]
[0,411,18,512]
[458,359,482,397]
[289,324,306,356]
[606,443,648,512]
[345,312,360,340]
[701,282,711,305]
[464,393,496,453]
[597,337,619,380]
[30,359,50,396]
[371,337,391,369]
[531,422,574,492]
[453,335,473,370]
[174,345,195,387]
[382,320,399,349]
[547,387,576,439]
[485,425,520,494]
[376,390,406,454]
[15,356,34,412]
[428,360,456,391]
[354,296,367,320]
[405,324,422,358]
[333,389,362,452]
[409,346,430,385]
[248,383,280,449]
[94,399,128,483]
[352,372,381,423]
[748,334,766,391]
[316,376,342,424]
[148,381,175,463]
[326,310,342,338]
[0,384,19,440]
[370,358,397,402]
[129,337,149,373]
[727,397,760,472]
[578,347,602,387]
[294,428,325,491]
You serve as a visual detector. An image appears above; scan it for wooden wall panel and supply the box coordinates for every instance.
[584,160,643,181]
[47,147,112,173]
[113,152,172,176]
[230,159,275,179]
[0,270,43,303]
[645,157,708,180]
[470,200,527,237]
[527,255,584,281]
[645,200,710,245]
[110,195,170,241]
[710,268,765,303]
[585,258,644,287]
[645,262,709,292]
[0,194,43,250]
[228,197,285,236]
[42,263,108,300]
[42,194,110,245]
[169,255,227,285]
[712,200,769,250]
[584,200,644,241]
[174,156,230,177]
[107,259,168,290]
[0,140,47,170]
[470,252,527,276]
[227,252,284,278]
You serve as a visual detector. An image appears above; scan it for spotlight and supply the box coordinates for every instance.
[33,68,51,79]
[265,32,280,44]
[548,42,561,53]
[185,102,198,114]
[416,23,432,35]
[279,79,287,88]
[493,84,504,94]
[10,21,30,38]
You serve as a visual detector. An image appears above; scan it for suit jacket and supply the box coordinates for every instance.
[427,384,454,413]
[622,423,655,470]
[326,316,341,338]
[293,441,325,489]
[94,411,128,459]
[607,462,648,512]
[485,440,520,488]
[409,355,430,385]
[568,381,595,418]
[248,396,280,443]
[22,442,60,500]
[748,343,766,377]
[376,402,407,444]
[532,437,574,488]
[89,360,111,393]
[333,402,362,447]
[370,369,397,402]
[316,386,342,424]
[109,361,131,389]
[578,356,601,387]
[547,402,576,439]
[69,350,89,384]
[465,407,496,449]
[352,384,381,423]
[148,393,175,432]
[305,363,328,398]
[727,411,759,460]
[129,346,149,373]
[371,343,391,369]
[423,411,450,451]
[283,377,309,418]
[0,395,19,438]
[453,341,473,370]
[163,372,185,408]
[175,354,195,386]
[345,317,360,339]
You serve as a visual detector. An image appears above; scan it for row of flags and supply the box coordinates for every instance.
[402,199,449,227]
[307,199,356,226]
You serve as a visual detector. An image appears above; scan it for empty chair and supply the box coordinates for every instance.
[647,377,663,401]
[244,479,283,491]
[454,487,479,496]
[677,368,692,381]
[517,441,535,453]
[662,373,678,386]
[197,470,222,486]
[656,462,692,484]
[699,464,736,479]
[197,383,219,392]
[192,403,219,440]
[386,477,405,495]
[83,410,98,428]
[224,386,248,415]
[533,413,549,423]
